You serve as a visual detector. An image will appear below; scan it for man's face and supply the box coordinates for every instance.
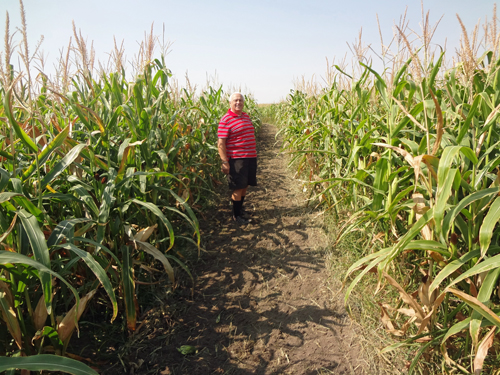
[230,95,244,114]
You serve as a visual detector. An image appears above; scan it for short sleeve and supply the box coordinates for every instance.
[218,117,230,138]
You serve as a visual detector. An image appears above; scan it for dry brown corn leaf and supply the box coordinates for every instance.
[416,292,446,335]
[418,273,439,311]
[0,290,22,349]
[57,289,97,347]
[473,326,496,375]
[383,272,426,322]
[134,224,158,242]
[379,303,404,336]
[33,294,48,331]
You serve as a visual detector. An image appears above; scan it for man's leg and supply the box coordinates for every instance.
[232,187,247,219]
[232,188,246,201]
[239,187,248,203]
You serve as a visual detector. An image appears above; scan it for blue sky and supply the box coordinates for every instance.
[1,0,496,103]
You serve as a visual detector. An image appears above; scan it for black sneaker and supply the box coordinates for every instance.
[233,215,250,225]
[240,208,253,219]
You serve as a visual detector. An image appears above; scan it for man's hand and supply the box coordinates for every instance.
[221,162,230,175]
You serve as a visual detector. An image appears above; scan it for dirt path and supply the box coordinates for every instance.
[127,123,363,374]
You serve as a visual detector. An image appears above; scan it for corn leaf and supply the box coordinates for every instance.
[56,243,117,322]
[0,354,98,375]
[448,253,500,291]
[429,250,480,295]
[446,288,500,329]
[0,167,10,192]
[3,89,38,153]
[0,291,22,349]
[40,143,86,190]
[470,268,500,349]
[0,251,79,316]
[479,196,500,257]
[473,326,496,374]
[134,240,174,284]
[97,173,116,245]
[129,199,174,250]
[442,187,500,241]
[22,126,70,181]
[47,218,91,247]
[18,209,52,314]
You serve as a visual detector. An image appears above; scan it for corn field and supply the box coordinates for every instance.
[268,8,500,374]
[0,4,261,373]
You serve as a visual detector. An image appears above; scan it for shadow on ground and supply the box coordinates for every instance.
[106,124,361,375]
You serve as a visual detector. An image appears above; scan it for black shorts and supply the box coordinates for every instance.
[228,158,257,190]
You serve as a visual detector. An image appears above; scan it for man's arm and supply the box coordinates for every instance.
[218,138,230,174]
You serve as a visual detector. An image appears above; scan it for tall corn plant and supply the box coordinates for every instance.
[0,7,262,371]
[273,37,500,374]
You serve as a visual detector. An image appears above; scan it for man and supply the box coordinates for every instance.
[218,92,257,224]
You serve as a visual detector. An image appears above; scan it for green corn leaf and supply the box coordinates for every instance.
[41,143,86,190]
[56,243,117,322]
[0,192,24,204]
[0,251,80,316]
[441,317,471,347]
[71,185,99,218]
[0,150,14,160]
[403,240,450,257]
[434,145,478,239]
[429,250,480,295]
[0,354,98,375]
[435,166,459,241]
[372,158,388,211]
[345,249,390,303]
[392,56,413,86]
[97,174,116,245]
[442,187,499,240]
[65,138,109,171]
[33,326,63,351]
[47,218,91,247]
[165,188,200,248]
[129,199,175,250]
[448,253,500,291]
[344,246,393,282]
[72,237,121,266]
[479,196,500,257]
[457,95,481,144]
[391,102,424,138]
[446,288,500,329]
[408,335,445,375]
[470,268,500,348]
[428,52,445,90]
[134,240,174,284]
[18,209,52,314]
[0,167,10,192]
[3,89,38,153]
[474,155,500,189]
[164,252,194,289]
[22,126,70,181]
[12,195,43,222]
[380,208,435,271]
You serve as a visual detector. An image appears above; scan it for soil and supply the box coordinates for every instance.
[101,123,364,374]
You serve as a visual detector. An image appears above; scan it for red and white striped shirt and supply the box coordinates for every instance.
[218,109,257,158]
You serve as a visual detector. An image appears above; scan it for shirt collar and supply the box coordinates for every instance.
[228,109,246,117]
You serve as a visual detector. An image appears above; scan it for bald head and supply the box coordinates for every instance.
[230,92,244,103]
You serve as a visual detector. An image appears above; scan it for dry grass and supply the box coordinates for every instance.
[323,211,409,375]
